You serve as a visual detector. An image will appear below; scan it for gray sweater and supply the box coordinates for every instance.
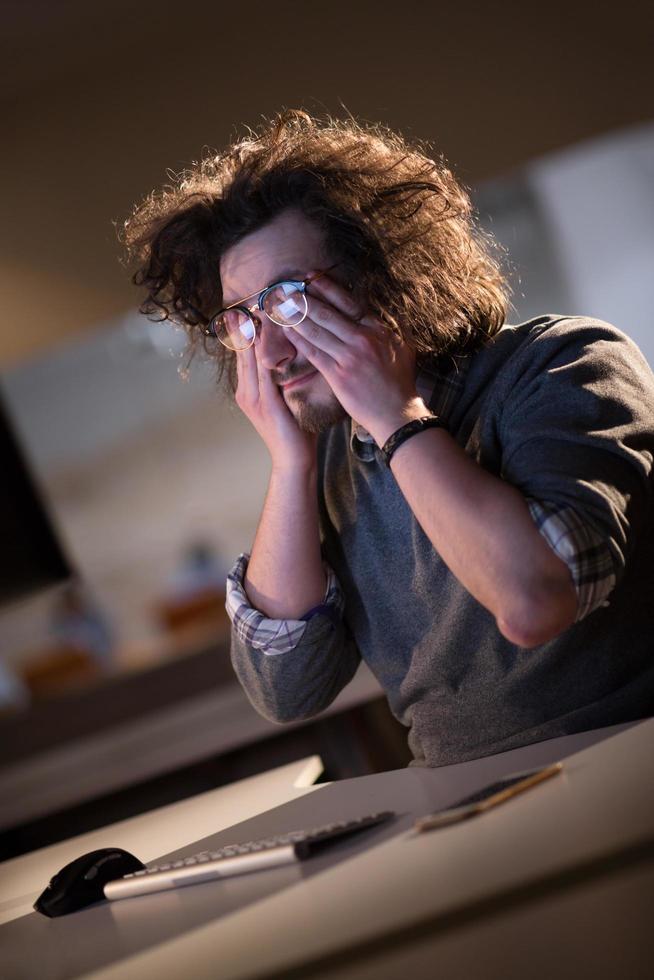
[229,316,654,766]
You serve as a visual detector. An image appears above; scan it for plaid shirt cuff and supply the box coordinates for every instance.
[225,553,344,656]
[527,499,618,621]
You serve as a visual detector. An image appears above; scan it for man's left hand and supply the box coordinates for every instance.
[285,272,429,445]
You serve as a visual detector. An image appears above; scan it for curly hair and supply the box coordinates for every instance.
[120,110,509,389]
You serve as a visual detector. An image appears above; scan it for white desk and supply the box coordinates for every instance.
[0,755,325,929]
[2,720,652,980]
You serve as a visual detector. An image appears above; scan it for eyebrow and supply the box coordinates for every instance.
[222,268,305,309]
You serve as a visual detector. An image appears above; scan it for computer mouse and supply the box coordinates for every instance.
[34,847,146,917]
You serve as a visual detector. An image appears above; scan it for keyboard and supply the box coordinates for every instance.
[104,810,394,901]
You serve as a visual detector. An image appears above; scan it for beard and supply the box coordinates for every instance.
[275,362,348,434]
[288,392,348,434]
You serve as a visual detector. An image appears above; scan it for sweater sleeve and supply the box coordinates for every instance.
[226,553,361,724]
[497,317,654,618]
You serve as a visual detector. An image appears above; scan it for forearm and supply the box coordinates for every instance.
[230,613,360,724]
[244,463,326,619]
[386,426,578,646]
[228,550,360,724]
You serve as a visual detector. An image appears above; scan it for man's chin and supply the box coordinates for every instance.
[286,394,348,435]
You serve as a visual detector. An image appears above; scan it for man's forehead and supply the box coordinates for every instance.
[221,262,306,306]
[220,210,326,304]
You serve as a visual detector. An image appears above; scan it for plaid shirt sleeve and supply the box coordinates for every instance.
[225,553,345,656]
[527,499,618,621]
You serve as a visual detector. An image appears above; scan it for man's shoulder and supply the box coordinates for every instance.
[500,313,629,344]
[472,313,651,380]
[449,312,654,432]
[496,312,636,348]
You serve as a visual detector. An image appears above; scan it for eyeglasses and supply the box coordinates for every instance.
[204,268,335,351]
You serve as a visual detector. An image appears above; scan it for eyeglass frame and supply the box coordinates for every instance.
[204,265,339,350]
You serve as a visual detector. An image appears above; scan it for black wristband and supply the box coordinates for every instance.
[379,416,444,467]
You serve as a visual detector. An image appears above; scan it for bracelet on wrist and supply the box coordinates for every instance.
[379,416,444,467]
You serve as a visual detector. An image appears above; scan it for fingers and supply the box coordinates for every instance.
[290,285,377,361]
[284,312,343,361]
[282,323,336,375]
[257,354,285,403]
[287,278,389,372]
[308,273,387,337]
[235,344,260,403]
[307,271,363,322]
[305,292,359,344]
[239,337,297,420]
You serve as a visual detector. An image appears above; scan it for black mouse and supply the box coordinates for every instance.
[34,847,146,917]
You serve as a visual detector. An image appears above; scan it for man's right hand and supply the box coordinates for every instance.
[234,345,317,471]
[234,343,326,621]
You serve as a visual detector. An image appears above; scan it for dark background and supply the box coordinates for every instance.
[1,0,652,365]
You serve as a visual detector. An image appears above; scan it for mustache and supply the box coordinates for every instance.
[273,362,315,386]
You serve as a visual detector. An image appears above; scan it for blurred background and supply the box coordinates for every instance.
[1,0,652,856]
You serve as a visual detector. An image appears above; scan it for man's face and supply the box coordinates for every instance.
[220,209,348,433]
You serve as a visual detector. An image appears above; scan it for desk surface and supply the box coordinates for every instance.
[2,720,653,980]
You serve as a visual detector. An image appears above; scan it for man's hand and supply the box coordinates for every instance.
[235,343,317,471]
[284,273,428,445]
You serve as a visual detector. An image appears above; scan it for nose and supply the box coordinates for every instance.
[255,313,298,372]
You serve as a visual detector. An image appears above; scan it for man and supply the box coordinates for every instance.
[124,110,654,765]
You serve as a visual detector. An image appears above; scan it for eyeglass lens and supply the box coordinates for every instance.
[213,282,309,350]
[218,308,257,350]
[261,282,307,326]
